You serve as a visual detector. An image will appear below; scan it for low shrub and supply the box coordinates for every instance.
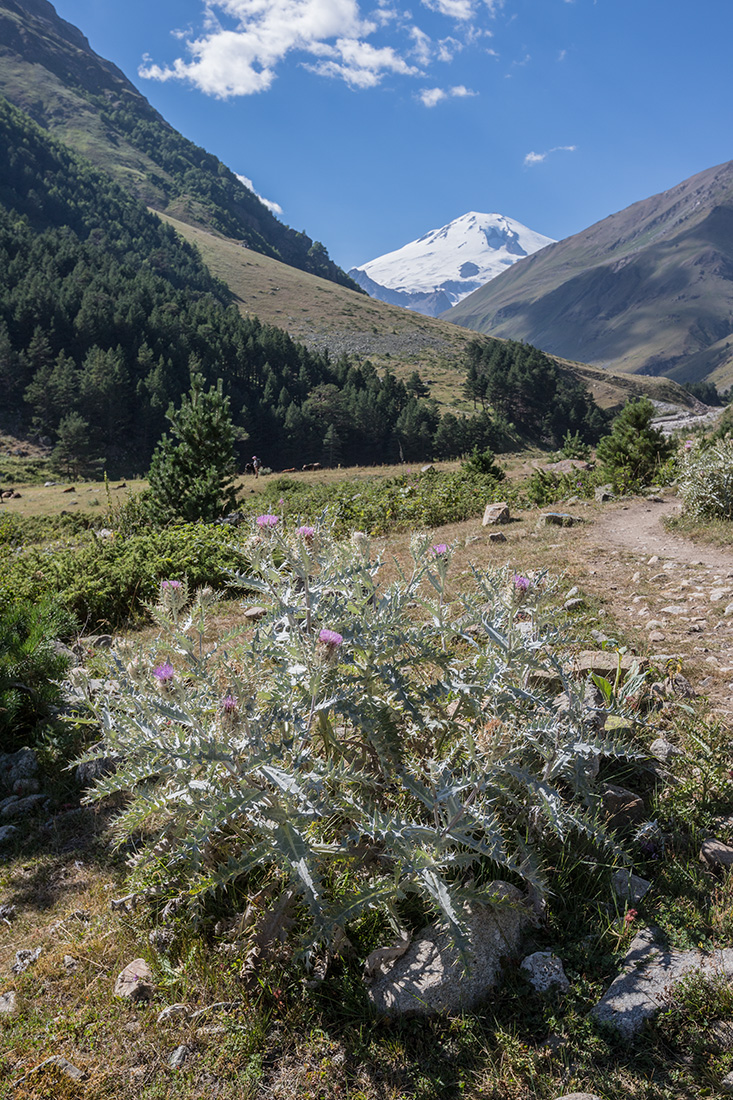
[0,597,77,753]
[0,524,251,628]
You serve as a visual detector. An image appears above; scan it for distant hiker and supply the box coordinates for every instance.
[252,455,261,478]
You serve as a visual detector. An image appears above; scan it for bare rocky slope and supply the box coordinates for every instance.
[443,160,733,388]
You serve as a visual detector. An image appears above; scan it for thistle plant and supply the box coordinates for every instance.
[679,438,733,520]
[77,519,641,962]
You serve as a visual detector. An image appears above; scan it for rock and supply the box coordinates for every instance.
[488,531,507,543]
[538,512,577,528]
[594,484,615,503]
[648,632,666,643]
[700,838,733,871]
[705,1019,733,1052]
[114,958,155,1002]
[196,1025,227,1037]
[0,904,16,922]
[169,1045,192,1069]
[574,652,645,680]
[564,598,585,611]
[15,1056,88,1086]
[1,793,46,818]
[647,556,659,565]
[243,606,268,622]
[0,990,20,1015]
[482,502,510,526]
[11,947,42,974]
[63,955,78,973]
[367,882,529,1016]
[592,927,733,1037]
[80,633,114,650]
[520,951,569,993]
[0,748,40,796]
[157,1003,189,1024]
[75,757,117,787]
[0,825,18,845]
[612,870,651,904]
[649,738,682,763]
[565,586,580,599]
[711,589,732,602]
[51,639,79,667]
[721,1070,733,1095]
[601,784,645,830]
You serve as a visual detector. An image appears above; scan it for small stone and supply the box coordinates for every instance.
[720,1070,733,1095]
[0,748,40,796]
[705,1019,733,1052]
[0,794,46,818]
[711,589,732,603]
[11,947,42,974]
[564,598,584,611]
[538,512,577,527]
[649,632,666,643]
[63,955,78,973]
[724,602,733,617]
[188,1000,240,1021]
[565,586,580,599]
[647,556,659,565]
[114,958,155,1002]
[649,737,682,763]
[16,1056,88,1085]
[243,606,268,622]
[700,838,733,871]
[601,784,645,830]
[482,502,510,526]
[169,1045,192,1069]
[520,951,569,993]
[631,572,641,583]
[488,531,507,543]
[157,1003,189,1024]
[196,1025,228,1038]
[0,991,20,1015]
[0,825,17,845]
[594,484,614,502]
[612,869,651,904]
[0,905,16,922]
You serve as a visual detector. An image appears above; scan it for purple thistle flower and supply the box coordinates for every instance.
[221,694,237,714]
[319,628,343,648]
[153,662,175,683]
[431,543,448,557]
[161,579,182,590]
[296,525,315,542]
[256,514,279,528]
[683,439,694,451]
[514,575,530,593]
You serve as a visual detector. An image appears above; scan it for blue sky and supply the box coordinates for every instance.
[53,0,733,272]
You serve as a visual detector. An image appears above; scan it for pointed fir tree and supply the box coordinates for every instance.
[147,373,239,523]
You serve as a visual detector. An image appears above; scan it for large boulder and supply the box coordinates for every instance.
[367,883,530,1016]
[482,503,510,526]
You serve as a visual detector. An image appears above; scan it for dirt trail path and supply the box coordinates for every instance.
[590,496,733,570]
[571,496,733,715]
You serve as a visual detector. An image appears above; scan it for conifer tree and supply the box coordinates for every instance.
[147,373,239,523]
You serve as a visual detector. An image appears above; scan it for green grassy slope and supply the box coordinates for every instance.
[443,160,733,384]
[0,0,360,289]
[161,212,697,412]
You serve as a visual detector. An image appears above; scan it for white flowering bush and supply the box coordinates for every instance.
[679,438,733,520]
[77,518,639,960]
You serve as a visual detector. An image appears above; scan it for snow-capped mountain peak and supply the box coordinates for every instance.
[348,211,555,317]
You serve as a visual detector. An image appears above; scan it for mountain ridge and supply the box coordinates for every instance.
[442,160,733,386]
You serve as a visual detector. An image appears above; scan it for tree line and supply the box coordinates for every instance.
[0,96,609,477]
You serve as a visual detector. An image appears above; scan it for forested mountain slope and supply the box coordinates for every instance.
[443,160,733,387]
[0,0,360,289]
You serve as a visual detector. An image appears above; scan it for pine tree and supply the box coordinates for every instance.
[51,413,99,478]
[147,374,239,523]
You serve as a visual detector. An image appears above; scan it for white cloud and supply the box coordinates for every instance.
[139,0,504,98]
[421,0,475,18]
[523,144,577,166]
[418,83,476,105]
[235,173,284,215]
[409,26,432,64]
